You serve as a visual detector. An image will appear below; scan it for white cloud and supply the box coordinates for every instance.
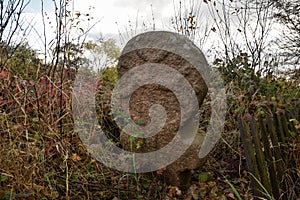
[24,0,57,13]
[21,0,213,56]
[112,0,171,14]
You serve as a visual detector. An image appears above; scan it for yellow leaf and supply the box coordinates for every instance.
[72,153,81,162]
[207,181,216,187]
[228,192,235,199]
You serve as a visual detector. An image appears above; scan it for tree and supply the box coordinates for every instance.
[273,0,300,65]
[84,38,121,70]
[0,0,30,45]
[208,0,276,71]
[2,42,43,80]
[0,0,30,67]
[171,0,213,48]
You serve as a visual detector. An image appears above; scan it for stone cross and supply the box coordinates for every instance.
[116,31,209,187]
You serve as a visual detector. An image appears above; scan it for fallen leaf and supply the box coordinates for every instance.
[156,167,167,175]
[228,192,235,199]
[71,153,81,162]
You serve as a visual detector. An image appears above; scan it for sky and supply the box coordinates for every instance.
[19,0,186,68]
[23,0,176,49]
[21,0,283,67]
[78,0,175,42]
[21,0,225,66]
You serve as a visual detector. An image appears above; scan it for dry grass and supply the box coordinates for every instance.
[0,68,171,199]
[1,66,298,199]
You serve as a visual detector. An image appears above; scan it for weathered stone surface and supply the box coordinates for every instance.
[117,31,209,187]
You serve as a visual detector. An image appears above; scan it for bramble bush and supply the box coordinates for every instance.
[214,52,300,118]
